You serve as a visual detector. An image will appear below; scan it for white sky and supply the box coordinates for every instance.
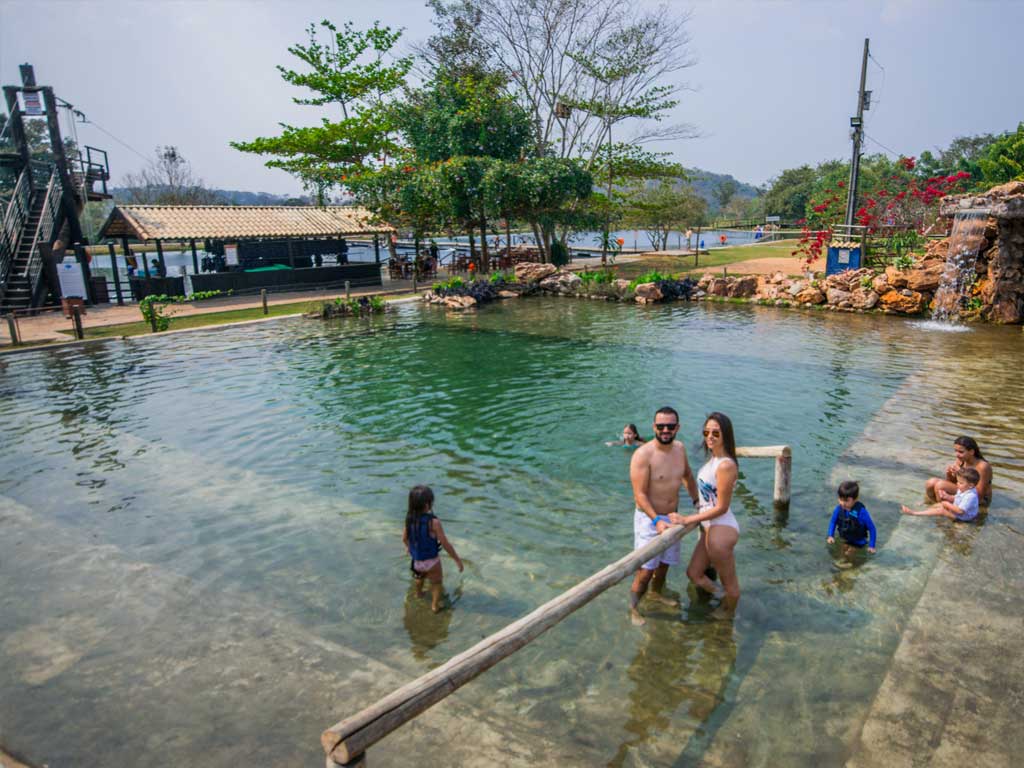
[1,0,1020,195]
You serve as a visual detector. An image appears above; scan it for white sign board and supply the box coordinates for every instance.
[22,91,43,116]
[57,259,87,298]
[224,244,239,266]
[765,215,781,223]
[838,249,850,265]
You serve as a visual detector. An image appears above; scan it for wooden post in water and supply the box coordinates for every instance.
[6,315,20,346]
[735,445,792,509]
[70,305,84,339]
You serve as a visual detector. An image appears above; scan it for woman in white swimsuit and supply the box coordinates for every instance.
[681,412,741,610]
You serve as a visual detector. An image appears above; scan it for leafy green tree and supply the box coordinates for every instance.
[622,181,707,250]
[977,123,1024,186]
[712,178,738,212]
[231,21,412,201]
[762,165,818,221]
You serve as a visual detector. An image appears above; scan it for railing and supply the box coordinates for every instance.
[322,444,792,766]
[0,167,32,303]
[26,168,63,306]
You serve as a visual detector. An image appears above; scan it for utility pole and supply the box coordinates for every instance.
[844,38,870,228]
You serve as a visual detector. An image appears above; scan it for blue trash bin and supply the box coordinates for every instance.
[826,245,862,275]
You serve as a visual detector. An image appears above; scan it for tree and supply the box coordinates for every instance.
[231,21,412,201]
[426,0,696,165]
[119,145,222,205]
[762,165,818,221]
[622,181,707,250]
[712,178,739,212]
[977,123,1024,187]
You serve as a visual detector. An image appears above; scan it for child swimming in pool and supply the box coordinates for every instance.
[403,485,464,612]
[901,467,981,522]
[606,423,646,447]
[827,480,877,557]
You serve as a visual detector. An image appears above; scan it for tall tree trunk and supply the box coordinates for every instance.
[530,222,546,261]
[479,219,490,273]
[469,229,476,268]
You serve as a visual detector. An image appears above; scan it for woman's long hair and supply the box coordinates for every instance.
[406,485,435,535]
[704,411,738,464]
[955,436,985,461]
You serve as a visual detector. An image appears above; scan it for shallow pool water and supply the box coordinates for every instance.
[1,299,1021,766]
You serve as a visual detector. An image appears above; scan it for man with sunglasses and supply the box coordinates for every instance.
[628,406,700,626]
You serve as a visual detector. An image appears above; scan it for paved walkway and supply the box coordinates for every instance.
[1,279,419,346]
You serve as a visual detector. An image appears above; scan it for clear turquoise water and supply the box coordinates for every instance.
[1,299,1021,766]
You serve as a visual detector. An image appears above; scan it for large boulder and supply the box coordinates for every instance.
[634,282,664,304]
[884,266,910,289]
[850,287,880,310]
[826,287,853,307]
[443,295,477,310]
[879,289,926,314]
[905,262,945,293]
[514,262,558,283]
[707,277,730,296]
[613,279,632,294]
[728,275,759,298]
[795,286,826,305]
[787,279,808,297]
[871,274,890,295]
[539,270,582,294]
[923,237,949,265]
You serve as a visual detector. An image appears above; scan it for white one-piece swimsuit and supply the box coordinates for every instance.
[697,455,740,532]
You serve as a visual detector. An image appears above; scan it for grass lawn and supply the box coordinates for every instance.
[65,299,328,339]
[607,240,799,281]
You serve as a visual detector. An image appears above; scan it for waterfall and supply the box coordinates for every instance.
[932,210,989,321]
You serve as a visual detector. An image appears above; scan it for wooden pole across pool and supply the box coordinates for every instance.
[322,444,791,766]
[321,522,698,766]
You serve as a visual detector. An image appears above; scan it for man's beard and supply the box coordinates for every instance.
[656,432,675,445]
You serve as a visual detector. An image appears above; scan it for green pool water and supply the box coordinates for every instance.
[1,299,1022,767]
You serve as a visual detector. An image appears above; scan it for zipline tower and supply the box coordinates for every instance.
[1,63,110,312]
[843,38,871,228]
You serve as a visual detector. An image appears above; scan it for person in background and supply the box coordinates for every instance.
[903,467,981,523]
[403,485,464,613]
[606,423,646,448]
[827,480,878,557]
[925,436,992,505]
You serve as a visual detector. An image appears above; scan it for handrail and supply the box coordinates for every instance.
[0,167,32,299]
[25,169,60,299]
[322,443,792,765]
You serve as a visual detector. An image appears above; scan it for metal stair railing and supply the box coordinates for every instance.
[0,166,32,305]
[26,167,63,307]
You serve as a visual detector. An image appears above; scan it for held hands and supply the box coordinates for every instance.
[668,512,688,526]
[655,520,671,534]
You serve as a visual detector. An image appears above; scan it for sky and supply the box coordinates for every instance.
[1,0,1021,196]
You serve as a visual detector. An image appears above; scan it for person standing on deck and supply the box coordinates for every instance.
[628,407,700,626]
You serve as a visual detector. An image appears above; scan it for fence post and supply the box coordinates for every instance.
[412,275,418,293]
[108,243,124,305]
[147,303,158,333]
[261,289,268,315]
[6,315,20,346]
[71,305,84,340]
[345,280,351,301]
[773,450,792,509]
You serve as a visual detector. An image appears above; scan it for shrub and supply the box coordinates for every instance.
[628,270,672,291]
[890,254,914,270]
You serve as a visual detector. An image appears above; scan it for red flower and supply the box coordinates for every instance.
[837,181,846,188]
[899,156,916,171]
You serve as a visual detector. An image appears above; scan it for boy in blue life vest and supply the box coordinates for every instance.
[827,480,877,557]
[403,485,464,613]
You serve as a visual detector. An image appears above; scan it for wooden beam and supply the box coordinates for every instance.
[322,522,698,764]
[735,445,790,459]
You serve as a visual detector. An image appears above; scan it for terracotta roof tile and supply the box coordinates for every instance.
[99,205,393,240]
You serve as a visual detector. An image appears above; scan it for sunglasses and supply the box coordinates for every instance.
[703,429,722,438]
[654,423,679,431]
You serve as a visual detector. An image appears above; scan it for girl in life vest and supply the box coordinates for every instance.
[403,485,464,612]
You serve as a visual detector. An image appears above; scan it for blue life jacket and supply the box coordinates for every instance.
[837,502,868,541]
[408,513,439,560]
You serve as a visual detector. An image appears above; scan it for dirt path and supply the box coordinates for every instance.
[708,255,810,276]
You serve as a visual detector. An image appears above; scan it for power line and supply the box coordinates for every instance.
[79,117,151,163]
[864,133,903,157]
